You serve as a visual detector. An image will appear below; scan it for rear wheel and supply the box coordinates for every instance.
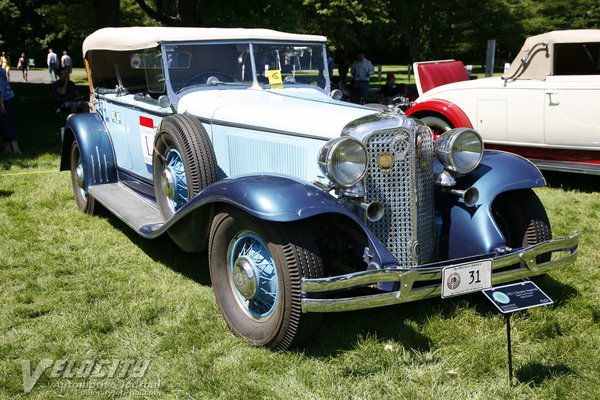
[209,207,323,350]
[492,189,552,264]
[70,140,97,214]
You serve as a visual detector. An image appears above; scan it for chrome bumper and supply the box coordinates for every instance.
[301,231,579,313]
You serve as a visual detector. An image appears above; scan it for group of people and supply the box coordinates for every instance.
[47,48,72,81]
[0,47,82,156]
[333,51,407,105]
[0,51,30,82]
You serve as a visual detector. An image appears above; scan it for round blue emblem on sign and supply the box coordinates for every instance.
[493,291,510,304]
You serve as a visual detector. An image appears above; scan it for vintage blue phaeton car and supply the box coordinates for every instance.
[61,27,579,350]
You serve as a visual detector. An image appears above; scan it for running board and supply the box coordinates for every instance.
[87,183,164,235]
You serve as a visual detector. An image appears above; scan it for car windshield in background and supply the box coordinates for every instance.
[253,43,327,90]
[166,43,254,93]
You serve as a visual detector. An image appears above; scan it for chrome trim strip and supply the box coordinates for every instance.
[531,159,600,175]
[195,116,331,141]
[301,231,579,312]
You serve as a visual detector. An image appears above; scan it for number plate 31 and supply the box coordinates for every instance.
[441,259,492,298]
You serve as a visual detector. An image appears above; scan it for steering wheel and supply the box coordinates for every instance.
[183,70,234,87]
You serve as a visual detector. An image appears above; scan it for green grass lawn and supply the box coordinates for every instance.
[1,83,600,399]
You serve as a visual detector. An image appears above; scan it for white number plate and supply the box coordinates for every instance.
[441,259,492,298]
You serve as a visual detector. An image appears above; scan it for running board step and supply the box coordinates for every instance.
[87,183,164,234]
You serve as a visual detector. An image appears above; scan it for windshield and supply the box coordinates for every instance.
[253,43,328,90]
[165,43,254,93]
[164,42,328,96]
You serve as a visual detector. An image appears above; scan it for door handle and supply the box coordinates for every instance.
[546,91,559,105]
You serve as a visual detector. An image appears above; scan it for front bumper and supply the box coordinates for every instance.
[301,231,579,313]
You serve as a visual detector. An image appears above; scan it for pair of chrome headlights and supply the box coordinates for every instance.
[318,128,484,189]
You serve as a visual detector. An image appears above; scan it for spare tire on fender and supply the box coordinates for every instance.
[152,114,219,251]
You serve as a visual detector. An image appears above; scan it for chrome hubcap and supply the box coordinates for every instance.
[233,257,259,299]
[75,165,84,188]
[161,168,176,200]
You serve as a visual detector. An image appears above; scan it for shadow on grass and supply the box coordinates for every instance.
[531,274,579,307]
[543,170,600,193]
[0,189,13,197]
[102,212,212,287]
[516,362,575,386]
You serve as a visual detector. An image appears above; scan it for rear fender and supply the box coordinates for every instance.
[436,150,546,259]
[406,99,472,129]
[59,113,118,187]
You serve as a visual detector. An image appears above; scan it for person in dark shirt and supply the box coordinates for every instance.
[378,73,406,105]
[53,68,87,113]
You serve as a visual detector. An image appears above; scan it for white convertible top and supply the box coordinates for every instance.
[83,27,327,56]
[504,29,600,80]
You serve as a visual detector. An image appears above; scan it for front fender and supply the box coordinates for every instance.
[406,99,473,128]
[436,150,546,259]
[156,175,398,266]
[59,113,117,187]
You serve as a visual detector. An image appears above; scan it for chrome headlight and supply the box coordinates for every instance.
[318,137,368,187]
[435,128,483,174]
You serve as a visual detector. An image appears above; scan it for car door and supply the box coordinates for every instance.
[544,75,600,149]
[544,42,600,149]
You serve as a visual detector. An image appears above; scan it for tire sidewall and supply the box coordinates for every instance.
[70,140,95,214]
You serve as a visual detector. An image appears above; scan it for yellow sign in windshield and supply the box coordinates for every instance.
[267,70,284,89]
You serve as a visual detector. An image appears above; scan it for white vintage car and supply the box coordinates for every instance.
[406,30,600,174]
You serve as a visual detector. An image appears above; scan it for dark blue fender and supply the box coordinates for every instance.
[435,150,546,259]
[154,175,398,266]
[59,113,118,187]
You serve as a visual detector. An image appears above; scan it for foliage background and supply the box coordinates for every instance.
[0,0,598,68]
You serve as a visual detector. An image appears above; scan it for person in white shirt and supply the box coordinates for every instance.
[61,51,72,74]
[350,51,374,104]
[47,48,58,81]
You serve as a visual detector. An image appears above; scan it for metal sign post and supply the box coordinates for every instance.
[505,314,513,385]
[482,281,553,386]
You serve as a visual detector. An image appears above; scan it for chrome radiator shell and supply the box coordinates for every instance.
[343,113,435,266]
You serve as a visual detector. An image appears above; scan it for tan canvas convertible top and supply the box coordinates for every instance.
[504,29,600,80]
[83,27,327,56]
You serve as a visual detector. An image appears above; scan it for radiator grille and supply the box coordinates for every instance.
[364,127,434,266]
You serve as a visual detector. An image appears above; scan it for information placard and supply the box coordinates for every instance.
[482,281,553,314]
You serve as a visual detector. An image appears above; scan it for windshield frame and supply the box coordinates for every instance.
[161,40,330,106]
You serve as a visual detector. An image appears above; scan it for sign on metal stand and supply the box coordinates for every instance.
[482,281,553,386]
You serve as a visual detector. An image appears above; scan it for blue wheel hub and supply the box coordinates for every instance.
[229,233,278,318]
[160,149,188,212]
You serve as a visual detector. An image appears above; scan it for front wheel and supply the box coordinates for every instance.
[418,114,453,138]
[208,207,324,350]
[492,189,552,264]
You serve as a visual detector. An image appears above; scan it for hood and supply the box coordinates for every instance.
[176,88,376,139]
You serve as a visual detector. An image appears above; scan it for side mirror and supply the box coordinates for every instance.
[330,89,343,100]
[158,95,171,108]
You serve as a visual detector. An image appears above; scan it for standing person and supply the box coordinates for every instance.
[0,67,21,154]
[337,51,350,85]
[61,51,72,74]
[47,48,58,81]
[17,52,28,82]
[1,52,10,81]
[350,50,374,104]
